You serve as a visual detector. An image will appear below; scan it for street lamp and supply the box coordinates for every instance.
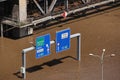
[89,49,115,80]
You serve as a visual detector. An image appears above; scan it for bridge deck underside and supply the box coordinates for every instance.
[0,0,120,28]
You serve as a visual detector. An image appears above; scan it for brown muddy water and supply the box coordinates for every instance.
[0,5,120,80]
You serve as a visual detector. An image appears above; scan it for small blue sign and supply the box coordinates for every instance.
[36,34,50,59]
[56,28,71,53]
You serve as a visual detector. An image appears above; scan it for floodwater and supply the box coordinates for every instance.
[0,5,120,80]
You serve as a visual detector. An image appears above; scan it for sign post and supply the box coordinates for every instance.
[36,34,50,59]
[21,29,81,80]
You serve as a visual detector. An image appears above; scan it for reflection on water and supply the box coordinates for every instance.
[27,36,35,46]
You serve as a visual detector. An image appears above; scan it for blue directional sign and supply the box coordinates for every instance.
[36,34,50,59]
[56,28,71,53]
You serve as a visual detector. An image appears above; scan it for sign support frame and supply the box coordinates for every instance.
[21,33,81,80]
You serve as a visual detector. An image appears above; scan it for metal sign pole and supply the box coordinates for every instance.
[21,33,81,80]
[70,33,81,61]
[77,34,81,61]
[21,47,35,80]
[22,52,26,79]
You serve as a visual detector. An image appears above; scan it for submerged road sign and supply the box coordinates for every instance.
[36,34,50,59]
[56,28,71,53]
[22,32,81,79]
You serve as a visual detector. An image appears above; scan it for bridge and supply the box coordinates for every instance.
[0,0,120,38]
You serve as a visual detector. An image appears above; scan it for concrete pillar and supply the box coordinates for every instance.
[19,0,27,23]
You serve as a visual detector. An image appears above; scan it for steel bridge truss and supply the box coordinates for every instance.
[27,0,116,26]
[1,0,119,28]
[0,0,120,38]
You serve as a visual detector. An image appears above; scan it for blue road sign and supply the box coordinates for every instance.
[36,34,50,59]
[56,28,71,53]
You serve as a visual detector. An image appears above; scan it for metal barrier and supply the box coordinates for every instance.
[21,33,81,80]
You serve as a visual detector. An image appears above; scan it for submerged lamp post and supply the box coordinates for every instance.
[89,49,115,80]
